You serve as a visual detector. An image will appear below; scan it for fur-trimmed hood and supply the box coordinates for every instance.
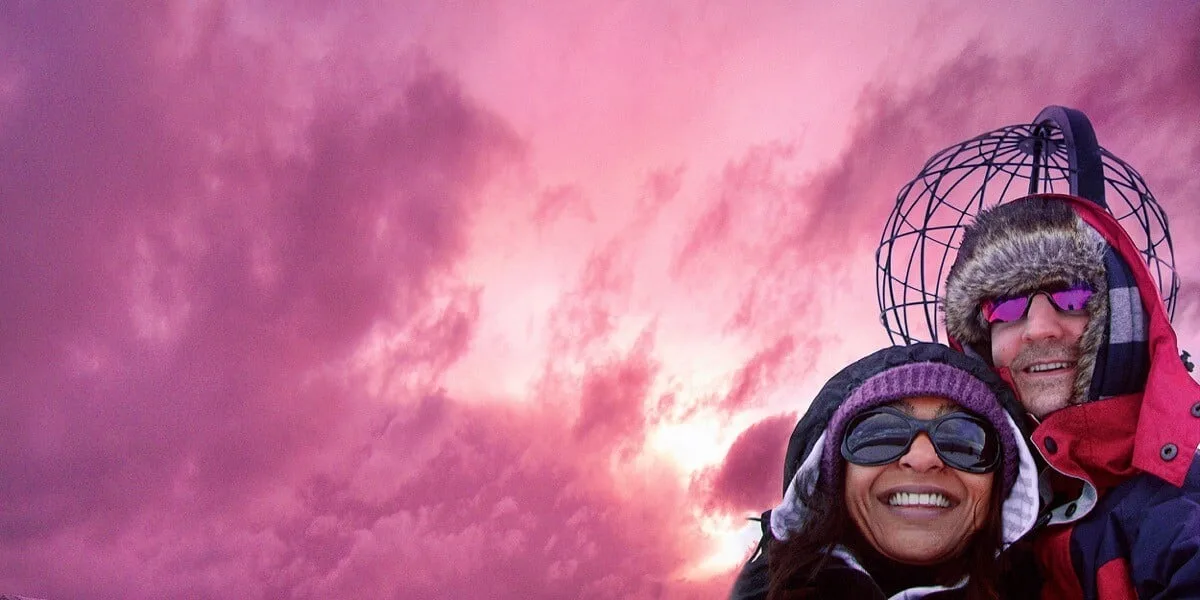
[943,195,1108,405]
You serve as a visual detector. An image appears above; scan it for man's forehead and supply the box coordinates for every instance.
[992,279,1078,299]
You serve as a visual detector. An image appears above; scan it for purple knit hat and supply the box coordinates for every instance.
[819,362,1020,497]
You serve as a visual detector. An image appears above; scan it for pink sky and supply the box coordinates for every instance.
[2,2,1199,598]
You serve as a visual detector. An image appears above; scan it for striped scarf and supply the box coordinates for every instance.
[1088,246,1150,400]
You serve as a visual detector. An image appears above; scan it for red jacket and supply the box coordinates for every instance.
[957,194,1200,599]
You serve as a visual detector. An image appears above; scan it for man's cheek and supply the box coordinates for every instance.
[989,329,1015,367]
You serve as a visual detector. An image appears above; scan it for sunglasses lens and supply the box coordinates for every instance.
[1050,287,1093,311]
[843,412,912,465]
[983,296,1030,323]
[932,417,999,472]
[984,284,1094,323]
[842,409,1001,473]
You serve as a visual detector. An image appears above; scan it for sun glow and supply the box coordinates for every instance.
[685,512,764,578]
[647,418,731,475]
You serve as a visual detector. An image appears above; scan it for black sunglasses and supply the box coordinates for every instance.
[840,406,1001,474]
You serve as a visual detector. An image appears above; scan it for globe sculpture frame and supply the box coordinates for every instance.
[876,105,1178,345]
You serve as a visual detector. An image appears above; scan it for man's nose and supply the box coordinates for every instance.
[899,433,944,472]
[1021,294,1065,341]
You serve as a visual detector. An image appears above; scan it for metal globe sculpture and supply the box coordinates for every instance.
[877,105,1179,345]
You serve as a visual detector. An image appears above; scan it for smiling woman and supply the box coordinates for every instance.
[729,343,1043,600]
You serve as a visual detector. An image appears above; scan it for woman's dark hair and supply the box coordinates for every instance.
[765,470,852,600]
[766,460,1007,600]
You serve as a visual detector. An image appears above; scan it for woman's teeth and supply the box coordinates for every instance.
[888,492,950,508]
[1028,361,1071,373]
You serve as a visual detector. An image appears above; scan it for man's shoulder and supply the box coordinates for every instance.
[1073,468,1200,532]
[1117,467,1200,495]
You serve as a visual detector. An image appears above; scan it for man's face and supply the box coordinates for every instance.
[990,294,1089,419]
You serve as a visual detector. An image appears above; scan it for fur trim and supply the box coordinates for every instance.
[943,196,1108,404]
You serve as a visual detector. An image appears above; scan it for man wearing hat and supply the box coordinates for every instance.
[943,193,1200,598]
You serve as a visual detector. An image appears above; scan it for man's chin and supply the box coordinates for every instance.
[1014,379,1074,419]
[1020,392,1072,420]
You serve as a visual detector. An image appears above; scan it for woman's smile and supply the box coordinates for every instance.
[881,486,956,508]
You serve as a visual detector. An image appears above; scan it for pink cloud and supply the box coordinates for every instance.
[720,336,797,411]
[3,2,1200,599]
[0,3,527,597]
[574,342,658,450]
[279,387,716,599]
[699,414,797,513]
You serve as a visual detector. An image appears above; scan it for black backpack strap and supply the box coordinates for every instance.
[750,509,772,562]
[728,510,773,600]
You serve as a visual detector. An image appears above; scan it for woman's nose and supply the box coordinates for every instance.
[899,433,944,472]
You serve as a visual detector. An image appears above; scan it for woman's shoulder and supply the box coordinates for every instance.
[736,551,984,600]
[733,552,886,600]
[805,560,888,599]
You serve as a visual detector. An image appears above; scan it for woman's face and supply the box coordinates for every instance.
[843,396,995,565]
